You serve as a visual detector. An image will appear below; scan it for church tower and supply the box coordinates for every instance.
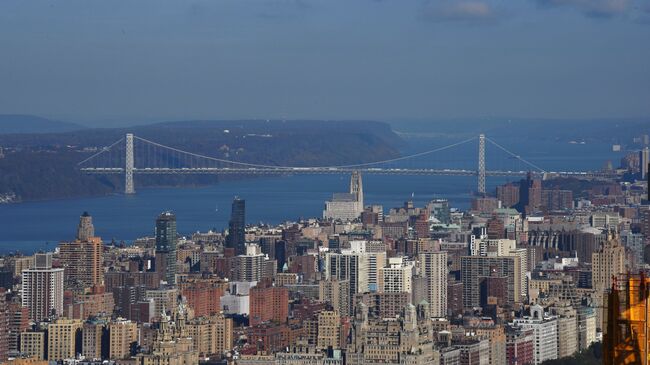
[349,171,364,213]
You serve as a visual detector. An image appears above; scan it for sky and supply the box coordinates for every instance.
[0,0,649,125]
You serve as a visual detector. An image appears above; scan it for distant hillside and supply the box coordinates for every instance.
[0,114,85,134]
[0,119,403,202]
[391,118,650,144]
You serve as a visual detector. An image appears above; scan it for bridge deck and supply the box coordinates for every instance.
[79,167,616,179]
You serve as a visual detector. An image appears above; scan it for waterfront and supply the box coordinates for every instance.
[0,138,625,254]
[0,174,512,254]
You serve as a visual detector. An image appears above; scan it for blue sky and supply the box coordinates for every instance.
[0,0,648,125]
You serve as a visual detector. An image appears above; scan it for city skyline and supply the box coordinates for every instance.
[0,0,648,363]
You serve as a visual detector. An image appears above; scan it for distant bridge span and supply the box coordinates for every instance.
[78,133,617,194]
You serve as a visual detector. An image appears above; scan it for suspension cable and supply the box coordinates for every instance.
[77,137,125,165]
[133,135,478,169]
[485,136,547,173]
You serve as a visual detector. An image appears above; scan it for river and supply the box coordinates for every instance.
[0,137,626,254]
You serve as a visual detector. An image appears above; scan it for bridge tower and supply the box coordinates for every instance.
[125,133,135,194]
[478,134,486,194]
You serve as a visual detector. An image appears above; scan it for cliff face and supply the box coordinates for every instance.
[0,120,403,202]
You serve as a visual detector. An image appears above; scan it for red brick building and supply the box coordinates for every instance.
[497,183,520,208]
[506,325,534,365]
[179,277,227,317]
[249,282,288,326]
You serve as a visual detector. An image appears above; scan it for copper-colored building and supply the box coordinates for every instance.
[604,273,650,365]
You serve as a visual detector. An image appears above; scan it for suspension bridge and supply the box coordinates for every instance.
[78,133,615,194]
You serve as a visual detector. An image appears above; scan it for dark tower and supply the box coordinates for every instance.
[227,197,246,255]
[516,172,541,217]
[155,212,177,284]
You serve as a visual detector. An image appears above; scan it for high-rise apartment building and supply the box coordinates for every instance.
[179,278,227,317]
[497,183,520,208]
[592,233,626,296]
[186,314,233,357]
[541,189,573,211]
[316,311,340,350]
[47,319,83,361]
[21,253,64,322]
[326,240,386,297]
[461,255,521,308]
[231,244,268,282]
[505,325,534,365]
[83,320,107,360]
[640,147,649,179]
[419,251,448,317]
[249,282,288,326]
[59,238,103,290]
[379,257,414,294]
[20,331,46,361]
[145,288,178,319]
[319,279,351,317]
[109,318,138,359]
[59,214,103,290]
[593,231,626,326]
[7,303,29,354]
[517,173,542,216]
[155,212,178,284]
[512,305,558,365]
[469,238,527,300]
[227,197,246,255]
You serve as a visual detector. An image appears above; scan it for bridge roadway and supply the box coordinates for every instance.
[80,167,617,179]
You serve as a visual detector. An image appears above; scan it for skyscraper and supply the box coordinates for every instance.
[517,172,542,216]
[350,170,364,210]
[461,255,522,308]
[593,231,626,327]
[640,147,649,179]
[419,251,448,318]
[21,253,64,322]
[59,212,103,290]
[155,212,178,285]
[227,197,246,255]
[76,211,95,241]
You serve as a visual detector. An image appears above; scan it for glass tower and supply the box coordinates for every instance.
[227,197,246,255]
[155,211,177,284]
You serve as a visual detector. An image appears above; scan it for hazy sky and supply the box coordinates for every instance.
[0,0,649,125]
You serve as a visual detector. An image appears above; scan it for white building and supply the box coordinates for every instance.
[220,281,256,315]
[470,238,516,257]
[323,172,364,222]
[512,305,558,365]
[379,257,414,294]
[590,212,620,229]
[326,240,386,295]
[21,253,64,322]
